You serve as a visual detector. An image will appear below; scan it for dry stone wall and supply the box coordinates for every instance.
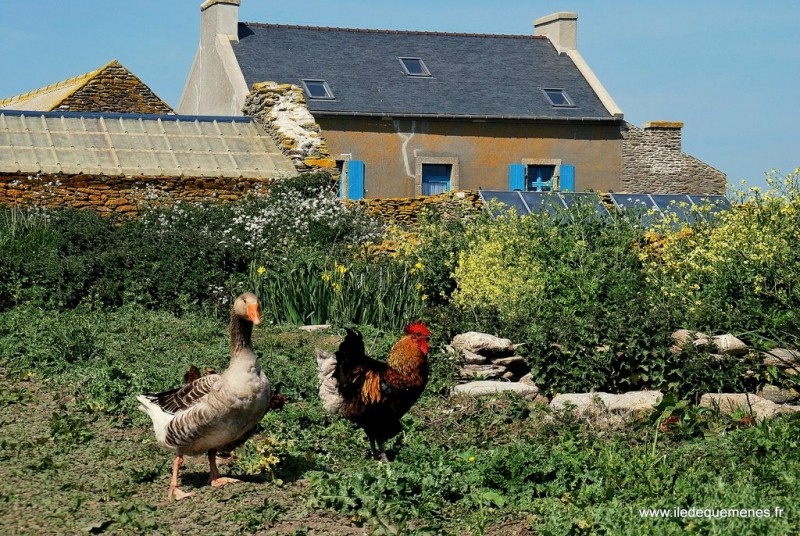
[0,173,270,215]
[621,121,726,194]
[354,190,483,225]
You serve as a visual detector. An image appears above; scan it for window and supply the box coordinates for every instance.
[421,164,451,195]
[509,159,574,192]
[399,57,431,77]
[542,88,574,107]
[416,157,459,196]
[526,165,555,192]
[301,79,335,100]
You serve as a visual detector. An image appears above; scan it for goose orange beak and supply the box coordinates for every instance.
[247,303,261,325]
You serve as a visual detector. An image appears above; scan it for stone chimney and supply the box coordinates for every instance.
[200,0,240,43]
[534,12,578,53]
[642,121,684,152]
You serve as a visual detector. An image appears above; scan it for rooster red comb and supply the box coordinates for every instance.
[404,321,431,337]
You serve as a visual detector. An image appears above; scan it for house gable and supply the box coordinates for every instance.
[0,60,174,115]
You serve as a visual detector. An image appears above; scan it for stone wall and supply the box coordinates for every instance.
[0,173,270,216]
[621,121,726,194]
[354,190,483,225]
[57,60,174,115]
[242,82,337,173]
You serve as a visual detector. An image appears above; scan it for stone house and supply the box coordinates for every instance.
[0,60,174,115]
[178,0,725,199]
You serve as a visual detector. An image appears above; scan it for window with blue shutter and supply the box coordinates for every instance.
[526,165,554,192]
[347,160,365,200]
[560,165,575,192]
[510,163,575,192]
[509,164,526,191]
[421,164,451,195]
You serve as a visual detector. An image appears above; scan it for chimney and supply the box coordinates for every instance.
[642,121,684,152]
[200,0,240,42]
[534,12,578,53]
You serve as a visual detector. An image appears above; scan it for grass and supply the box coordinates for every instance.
[1,306,799,535]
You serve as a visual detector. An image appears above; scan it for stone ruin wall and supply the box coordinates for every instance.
[242,82,337,174]
[621,121,727,194]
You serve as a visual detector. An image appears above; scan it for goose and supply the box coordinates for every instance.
[137,292,271,500]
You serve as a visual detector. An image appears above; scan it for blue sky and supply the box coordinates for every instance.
[1,0,797,191]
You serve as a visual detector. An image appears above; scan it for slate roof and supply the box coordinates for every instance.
[233,23,615,121]
[0,110,296,178]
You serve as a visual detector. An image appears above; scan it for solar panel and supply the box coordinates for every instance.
[481,190,732,227]
[689,195,732,215]
[609,194,663,227]
[479,190,528,216]
[650,194,697,226]
[560,192,611,220]
[519,192,568,219]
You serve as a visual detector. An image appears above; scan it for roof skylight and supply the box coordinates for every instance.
[301,79,335,100]
[399,57,431,77]
[542,88,574,107]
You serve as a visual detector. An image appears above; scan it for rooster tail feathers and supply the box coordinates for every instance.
[315,347,344,414]
[335,327,365,373]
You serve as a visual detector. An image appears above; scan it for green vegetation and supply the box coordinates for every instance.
[1,170,799,534]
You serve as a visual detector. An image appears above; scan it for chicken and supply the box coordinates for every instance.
[316,321,431,461]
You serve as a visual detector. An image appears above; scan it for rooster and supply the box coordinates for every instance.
[316,321,431,461]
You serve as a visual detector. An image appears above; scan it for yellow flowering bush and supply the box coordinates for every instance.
[452,212,546,322]
[643,169,800,334]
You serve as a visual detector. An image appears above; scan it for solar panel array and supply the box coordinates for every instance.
[478,190,731,226]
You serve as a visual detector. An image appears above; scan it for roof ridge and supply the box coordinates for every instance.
[0,60,119,108]
[240,22,541,40]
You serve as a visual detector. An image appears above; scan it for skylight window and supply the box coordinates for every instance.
[301,80,335,100]
[399,57,431,77]
[542,88,574,107]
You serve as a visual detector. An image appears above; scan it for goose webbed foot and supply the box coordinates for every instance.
[168,455,195,500]
[208,450,241,488]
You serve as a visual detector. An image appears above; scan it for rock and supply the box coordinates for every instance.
[756,384,800,404]
[519,373,538,386]
[452,380,540,399]
[550,391,663,414]
[491,355,527,367]
[711,334,748,355]
[462,350,488,365]
[761,348,800,367]
[698,393,800,421]
[671,329,695,347]
[298,324,331,332]
[451,332,516,355]
[459,364,506,380]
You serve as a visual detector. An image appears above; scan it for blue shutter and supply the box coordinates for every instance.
[560,165,575,192]
[509,164,526,191]
[347,160,365,200]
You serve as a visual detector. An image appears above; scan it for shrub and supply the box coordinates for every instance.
[643,169,800,339]
[450,201,672,394]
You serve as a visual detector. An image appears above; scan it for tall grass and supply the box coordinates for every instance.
[249,256,423,330]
